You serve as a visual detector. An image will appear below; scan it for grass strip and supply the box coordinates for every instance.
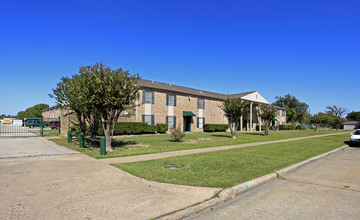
[48,130,347,159]
[113,134,348,188]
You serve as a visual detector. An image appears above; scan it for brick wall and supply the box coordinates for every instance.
[136,89,228,132]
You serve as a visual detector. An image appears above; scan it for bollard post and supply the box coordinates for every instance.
[40,117,44,137]
[58,116,61,135]
[80,132,84,148]
[67,130,72,143]
[100,136,106,155]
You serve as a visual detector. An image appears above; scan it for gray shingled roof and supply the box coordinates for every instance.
[139,79,259,100]
[138,79,227,100]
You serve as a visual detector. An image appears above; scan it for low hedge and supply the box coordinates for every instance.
[296,125,306,130]
[279,125,296,130]
[256,125,266,131]
[156,123,168,133]
[203,124,229,132]
[70,122,159,136]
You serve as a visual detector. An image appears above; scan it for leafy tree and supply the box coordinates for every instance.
[51,76,88,135]
[51,63,140,151]
[285,107,297,124]
[220,98,249,138]
[346,111,360,121]
[311,113,334,131]
[331,116,345,130]
[85,63,140,151]
[326,105,347,117]
[16,104,49,118]
[273,94,309,123]
[258,104,277,136]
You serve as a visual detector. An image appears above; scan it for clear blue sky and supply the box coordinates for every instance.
[1,0,359,116]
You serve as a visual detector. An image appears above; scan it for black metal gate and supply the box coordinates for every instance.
[0,116,62,138]
[0,117,43,137]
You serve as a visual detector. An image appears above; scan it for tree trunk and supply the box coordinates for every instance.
[264,122,270,136]
[228,120,237,139]
[315,124,319,132]
[102,121,113,152]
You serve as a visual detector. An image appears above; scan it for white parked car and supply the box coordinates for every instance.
[349,129,360,146]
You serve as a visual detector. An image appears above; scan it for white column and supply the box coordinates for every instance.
[240,115,243,132]
[250,102,253,132]
[258,106,262,132]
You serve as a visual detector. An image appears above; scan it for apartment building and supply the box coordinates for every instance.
[43,79,286,132]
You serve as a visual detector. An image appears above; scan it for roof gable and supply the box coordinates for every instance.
[241,91,270,104]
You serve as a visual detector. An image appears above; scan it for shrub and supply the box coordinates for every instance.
[169,125,185,142]
[113,122,157,135]
[156,123,168,133]
[203,124,229,132]
[69,122,158,136]
[296,125,306,130]
[256,125,266,131]
[279,125,296,130]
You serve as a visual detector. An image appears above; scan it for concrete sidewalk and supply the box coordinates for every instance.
[101,132,349,164]
[0,153,220,220]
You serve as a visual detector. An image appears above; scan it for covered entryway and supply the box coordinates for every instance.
[183,111,196,132]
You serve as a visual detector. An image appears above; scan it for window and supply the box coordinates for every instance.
[282,110,285,117]
[142,114,154,125]
[282,121,285,125]
[166,93,176,106]
[277,110,280,116]
[197,117,205,128]
[197,98,205,109]
[166,116,176,128]
[142,90,154,104]
[276,121,280,125]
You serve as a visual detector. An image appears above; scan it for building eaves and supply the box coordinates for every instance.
[138,79,227,100]
[343,121,360,125]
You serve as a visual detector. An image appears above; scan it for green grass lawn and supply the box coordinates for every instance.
[43,129,60,136]
[47,129,348,159]
[113,134,348,188]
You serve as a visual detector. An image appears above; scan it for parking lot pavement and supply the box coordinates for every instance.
[0,154,220,219]
[0,137,78,158]
[185,146,360,220]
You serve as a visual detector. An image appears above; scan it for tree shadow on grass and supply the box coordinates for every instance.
[243,132,265,136]
[210,134,232,138]
[112,140,137,148]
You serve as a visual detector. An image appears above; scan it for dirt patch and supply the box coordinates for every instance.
[183,138,213,144]
[112,143,150,151]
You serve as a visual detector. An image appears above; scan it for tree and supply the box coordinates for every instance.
[311,113,333,131]
[331,116,345,130]
[273,94,309,123]
[51,76,88,135]
[346,111,360,121]
[85,63,140,151]
[326,105,347,117]
[16,104,49,118]
[285,107,297,124]
[220,98,249,139]
[258,104,277,136]
[51,63,140,151]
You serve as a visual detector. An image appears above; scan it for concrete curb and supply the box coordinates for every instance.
[160,145,348,219]
[275,145,348,176]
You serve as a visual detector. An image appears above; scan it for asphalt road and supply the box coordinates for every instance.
[186,146,360,220]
